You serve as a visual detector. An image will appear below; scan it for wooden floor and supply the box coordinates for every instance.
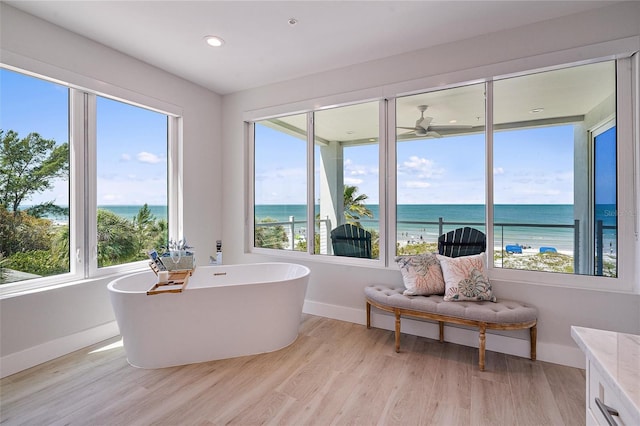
[1,314,586,425]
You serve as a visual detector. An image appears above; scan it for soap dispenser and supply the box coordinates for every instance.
[215,240,222,265]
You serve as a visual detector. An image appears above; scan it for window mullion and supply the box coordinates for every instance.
[168,116,182,242]
[69,88,86,278]
[485,81,495,269]
[307,112,315,255]
[384,98,395,265]
[85,93,97,277]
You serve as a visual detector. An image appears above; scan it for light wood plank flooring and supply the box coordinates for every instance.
[1,314,586,425]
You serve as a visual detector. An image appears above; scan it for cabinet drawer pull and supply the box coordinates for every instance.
[595,397,619,426]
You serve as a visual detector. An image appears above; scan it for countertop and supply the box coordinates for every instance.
[571,326,640,419]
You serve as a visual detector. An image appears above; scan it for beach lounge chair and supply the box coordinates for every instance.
[331,223,372,258]
[505,244,523,254]
[438,227,486,257]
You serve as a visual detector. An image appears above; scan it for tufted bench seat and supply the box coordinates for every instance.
[365,284,537,371]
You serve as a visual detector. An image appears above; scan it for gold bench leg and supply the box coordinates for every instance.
[479,324,486,371]
[394,310,401,353]
[530,324,537,361]
[366,301,371,329]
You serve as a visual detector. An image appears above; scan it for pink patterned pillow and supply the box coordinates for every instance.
[395,253,445,296]
[436,253,496,302]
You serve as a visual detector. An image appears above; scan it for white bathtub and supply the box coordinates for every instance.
[107,263,310,369]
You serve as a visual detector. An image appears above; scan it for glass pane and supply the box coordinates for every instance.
[314,102,379,259]
[0,68,70,284]
[594,125,617,277]
[493,61,616,276]
[254,115,307,251]
[396,84,486,256]
[96,97,168,268]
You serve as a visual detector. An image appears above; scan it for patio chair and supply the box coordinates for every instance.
[438,226,486,258]
[331,223,372,258]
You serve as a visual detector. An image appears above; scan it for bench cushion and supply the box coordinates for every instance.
[365,284,537,324]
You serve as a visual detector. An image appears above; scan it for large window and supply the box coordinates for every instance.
[314,102,380,259]
[396,84,486,256]
[96,96,168,269]
[254,114,308,251]
[493,61,617,277]
[0,67,175,288]
[248,55,634,288]
[253,102,381,259]
[0,69,70,283]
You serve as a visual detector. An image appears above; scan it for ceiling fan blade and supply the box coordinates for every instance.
[429,124,474,131]
[415,126,428,136]
[426,131,442,138]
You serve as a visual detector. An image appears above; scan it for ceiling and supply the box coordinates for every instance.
[6,0,618,95]
[264,60,615,143]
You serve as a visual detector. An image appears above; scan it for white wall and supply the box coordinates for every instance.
[1,2,639,378]
[0,4,222,377]
[223,2,640,368]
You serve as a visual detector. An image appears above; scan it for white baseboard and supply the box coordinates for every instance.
[0,321,120,379]
[2,302,586,379]
[303,299,365,325]
[303,299,585,369]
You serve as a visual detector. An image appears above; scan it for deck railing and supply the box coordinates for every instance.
[255,216,615,275]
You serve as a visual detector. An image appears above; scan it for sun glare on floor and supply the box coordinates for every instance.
[89,338,123,354]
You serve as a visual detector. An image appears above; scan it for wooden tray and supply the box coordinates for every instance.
[147,268,192,295]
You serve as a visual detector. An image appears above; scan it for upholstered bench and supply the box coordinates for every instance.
[364,284,538,371]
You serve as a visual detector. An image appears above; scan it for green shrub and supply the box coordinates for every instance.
[5,250,67,277]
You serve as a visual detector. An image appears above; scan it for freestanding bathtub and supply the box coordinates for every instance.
[107,263,310,369]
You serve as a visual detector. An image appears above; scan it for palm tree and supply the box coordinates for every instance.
[343,185,373,227]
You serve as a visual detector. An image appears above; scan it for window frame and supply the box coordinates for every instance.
[246,50,638,293]
[0,62,183,297]
[247,99,389,267]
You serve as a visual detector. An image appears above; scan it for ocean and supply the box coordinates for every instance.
[37,205,168,224]
[98,205,168,221]
[40,203,617,254]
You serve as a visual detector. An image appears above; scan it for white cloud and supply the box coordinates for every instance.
[344,157,376,178]
[344,177,363,185]
[97,175,168,205]
[493,167,504,174]
[398,155,443,179]
[137,151,163,164]
[120,153,131,161]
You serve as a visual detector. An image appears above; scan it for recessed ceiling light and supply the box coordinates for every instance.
[530,107,544,113]
[449,119,457,124]
[204,35,224,47]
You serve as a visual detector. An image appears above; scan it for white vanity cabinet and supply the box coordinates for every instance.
[572,326,640,426]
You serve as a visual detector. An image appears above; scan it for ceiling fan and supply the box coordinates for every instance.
[397,105,472,138]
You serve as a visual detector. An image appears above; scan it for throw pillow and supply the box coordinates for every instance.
[395,253,445,296]
[437,253,497,302]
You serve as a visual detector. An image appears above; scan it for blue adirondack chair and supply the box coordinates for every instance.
[331,224,372,258]
[438,227,486,258]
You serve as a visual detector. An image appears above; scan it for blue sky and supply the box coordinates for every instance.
[4,67,611,208]
[1,68,167,207]
[255,121,578,205]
